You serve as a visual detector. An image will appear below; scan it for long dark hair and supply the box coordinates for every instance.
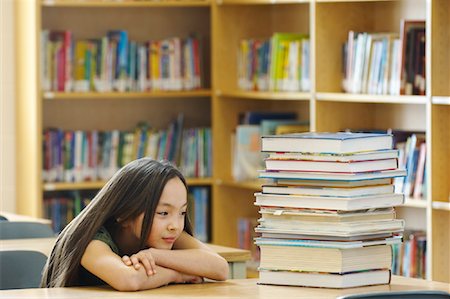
[41,158,192,287]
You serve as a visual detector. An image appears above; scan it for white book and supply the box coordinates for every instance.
[261,132,393,154]
[265,158,398,173]
[268,149,398,162]
[257,218,405,237]
[261,184,394,197]
[258,269,391,288]
[254,192,405,211]
[258,244,392,273]
[259,231,395,242]
[276,177,393,187]
[255,235,402,249]
[259,169,406,181]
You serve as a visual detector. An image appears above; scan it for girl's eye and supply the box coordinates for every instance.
[157,211,168,216]
[181,211,187,216]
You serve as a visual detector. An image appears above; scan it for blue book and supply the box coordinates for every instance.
[261,132,393,154]
[240,111,297,125]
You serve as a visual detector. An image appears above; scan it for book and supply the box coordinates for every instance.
[261,132,393,154]
[259,169,407,181]
[259,207,396,223]
[257,217,405,237]
[258,231,396,242]
[267,149,398,162]
[254,192,405,211]
[240,111,297,125]
[275,177,393,187]
[261,184,394,197]
[265,158,398,173]
[255,235,402,249]
[258,269,391,288]
[258,244,392,273]
[232,125,263,181]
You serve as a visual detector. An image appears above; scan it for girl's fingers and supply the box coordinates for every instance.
[130,255,141,269]
[140,258,153,276]
[122,255,132,266]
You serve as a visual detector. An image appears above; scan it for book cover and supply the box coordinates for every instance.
[261,132,393,154]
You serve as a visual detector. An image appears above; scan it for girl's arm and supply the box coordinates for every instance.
[81,240,202,291]
[125,232,229,281]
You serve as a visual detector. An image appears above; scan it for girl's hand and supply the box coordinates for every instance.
[122,249,157,276]
[176,272,204,284]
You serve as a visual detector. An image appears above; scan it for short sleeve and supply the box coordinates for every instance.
[92,226,120,254]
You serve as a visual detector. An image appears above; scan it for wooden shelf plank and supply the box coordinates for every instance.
[43,177,213,191]
[41,0,211,7]
[401,197,428,209]
[316,0,394,3]
[316,92,427,105]
[432,201,450,211]
[218,90,310,101]
[218,0,308,5]
[432,96,450,105]
[218,179,265,191]
[43,89,212,100]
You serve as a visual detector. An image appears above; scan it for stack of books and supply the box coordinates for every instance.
[255,132,407,288]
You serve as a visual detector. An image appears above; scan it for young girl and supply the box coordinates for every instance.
[41,158,229,291]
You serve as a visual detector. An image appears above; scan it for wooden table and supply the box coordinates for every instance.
[0,276,448,298]
[0,238,251,279]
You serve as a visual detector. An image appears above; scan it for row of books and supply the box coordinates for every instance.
[255,132,406,288]
[394,133,427,199]
[348,129,427,200]
[392,230,427,279]
[43,119,212,183]
[43,190,95,233]
[41,30,203,92]
[44,186,211,236]
[342,20,425,96]
[187,186,210,243]
[237,33,310,92]
[232,111,309,182]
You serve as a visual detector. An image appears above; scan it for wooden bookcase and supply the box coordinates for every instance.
[15,0,448,282]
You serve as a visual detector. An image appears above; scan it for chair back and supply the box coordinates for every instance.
[0,250,48,289]
[0,221,54,239]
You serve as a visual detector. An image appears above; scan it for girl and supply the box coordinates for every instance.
[41,158,229,291]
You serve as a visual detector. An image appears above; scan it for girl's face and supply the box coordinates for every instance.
[131,177,188,250]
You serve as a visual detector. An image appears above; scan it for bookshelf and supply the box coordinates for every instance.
[15,0,448,282]
[15,1,213,224]
[430,0,450,283]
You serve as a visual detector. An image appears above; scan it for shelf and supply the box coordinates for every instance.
[401,197,427,209]
[217,90,310,101]
[41,0,211,7]
[316,93,428,105]
[432,96,450,105]
[43,90,212,100]
[316,0,394,3]
[43,177,213,191]
[217,0,308,5]
[43,181,106,191]
[432,201,450,211]
[187,177,214,186]
[218,179,265,191]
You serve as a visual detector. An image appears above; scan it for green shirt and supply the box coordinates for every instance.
[78,226,119,286]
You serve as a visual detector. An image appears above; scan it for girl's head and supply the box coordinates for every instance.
[41,158,192,287]
[97,158,192,249]
[119,172,189,250]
